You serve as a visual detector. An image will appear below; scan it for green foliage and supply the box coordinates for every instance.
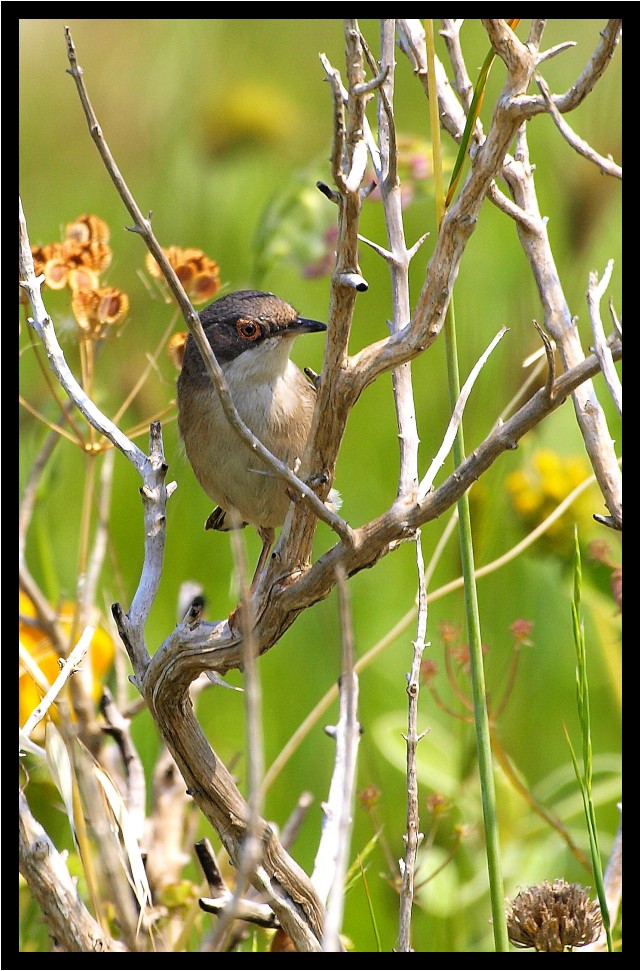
[564,530,613,951]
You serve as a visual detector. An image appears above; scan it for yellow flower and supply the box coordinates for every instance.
[19,591,115,736]
[505,450,597,556]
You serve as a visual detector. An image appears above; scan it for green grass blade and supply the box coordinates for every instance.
[426,20,508,952]
[566,530,613,951]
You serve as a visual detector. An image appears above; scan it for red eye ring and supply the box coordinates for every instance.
[236,319,261,341]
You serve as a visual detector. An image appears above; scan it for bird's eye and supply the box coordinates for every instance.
[236,319,261,341]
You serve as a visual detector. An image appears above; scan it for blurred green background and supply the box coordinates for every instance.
[19,20,621,952]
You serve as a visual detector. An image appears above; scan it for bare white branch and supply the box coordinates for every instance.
[397,529,428,952]
[313,567,360,951]
[587,261,622,415]
[536,74,622,178]
[513,20,622,118]
[397,19,466,139]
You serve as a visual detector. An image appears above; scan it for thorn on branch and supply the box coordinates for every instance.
[304,366,322,390]
[184,595,206,625]
[198,895,280,929]
[532,319,557,399]
[609,300,622,341]
[535,41,577,66]
[316,180,340,204]
[358,233,393,263]
[360,179,377,200]
[194,838,226,895]
[593,513,622,532]
[337,272,368,292]
[353,64,390,97]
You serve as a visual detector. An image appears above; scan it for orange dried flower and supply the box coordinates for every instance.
[189,271,220,303]
[28,216,113,294]
[145,246,220,304]
[67,239,113,277]
[64,213,110,245]
[67,266,101,293]
[167,331,188,370]
[30,242,62,278]
[72,287,129,339]
[43,253,71,290]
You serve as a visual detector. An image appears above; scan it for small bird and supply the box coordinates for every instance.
[177,289,331,583]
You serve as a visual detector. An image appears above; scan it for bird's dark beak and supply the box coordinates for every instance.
[286,316,327,337]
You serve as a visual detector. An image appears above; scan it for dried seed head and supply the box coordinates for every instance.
[506,878,602,952]
[145,246,220,304]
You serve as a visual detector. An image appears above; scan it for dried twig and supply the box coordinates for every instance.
[586,260,622,415]
[100,688,146,842]
[396,531,429,952]
[516,20,622,117]
[314,566,359,953]
[536,74,621,178]
[205,525,266,953]
[20,626,95,741]
[19,790,127,952]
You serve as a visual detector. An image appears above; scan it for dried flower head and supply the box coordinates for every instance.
[145,246,220,304]
[510,618,534,646]
[29,215,113,293]
[425,792,448,817]
[71,287,129,340]
[66,239,113,277]
[167,331,188,370]
[357,785,381,812]
[64,213,110,245]
[419,657,438,685]
[506,879,602,952]
[30,243,69,290]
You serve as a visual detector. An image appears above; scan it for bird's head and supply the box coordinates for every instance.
[181,290,326,381]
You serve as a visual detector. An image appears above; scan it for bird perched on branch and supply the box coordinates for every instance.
[177,289,336,584]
